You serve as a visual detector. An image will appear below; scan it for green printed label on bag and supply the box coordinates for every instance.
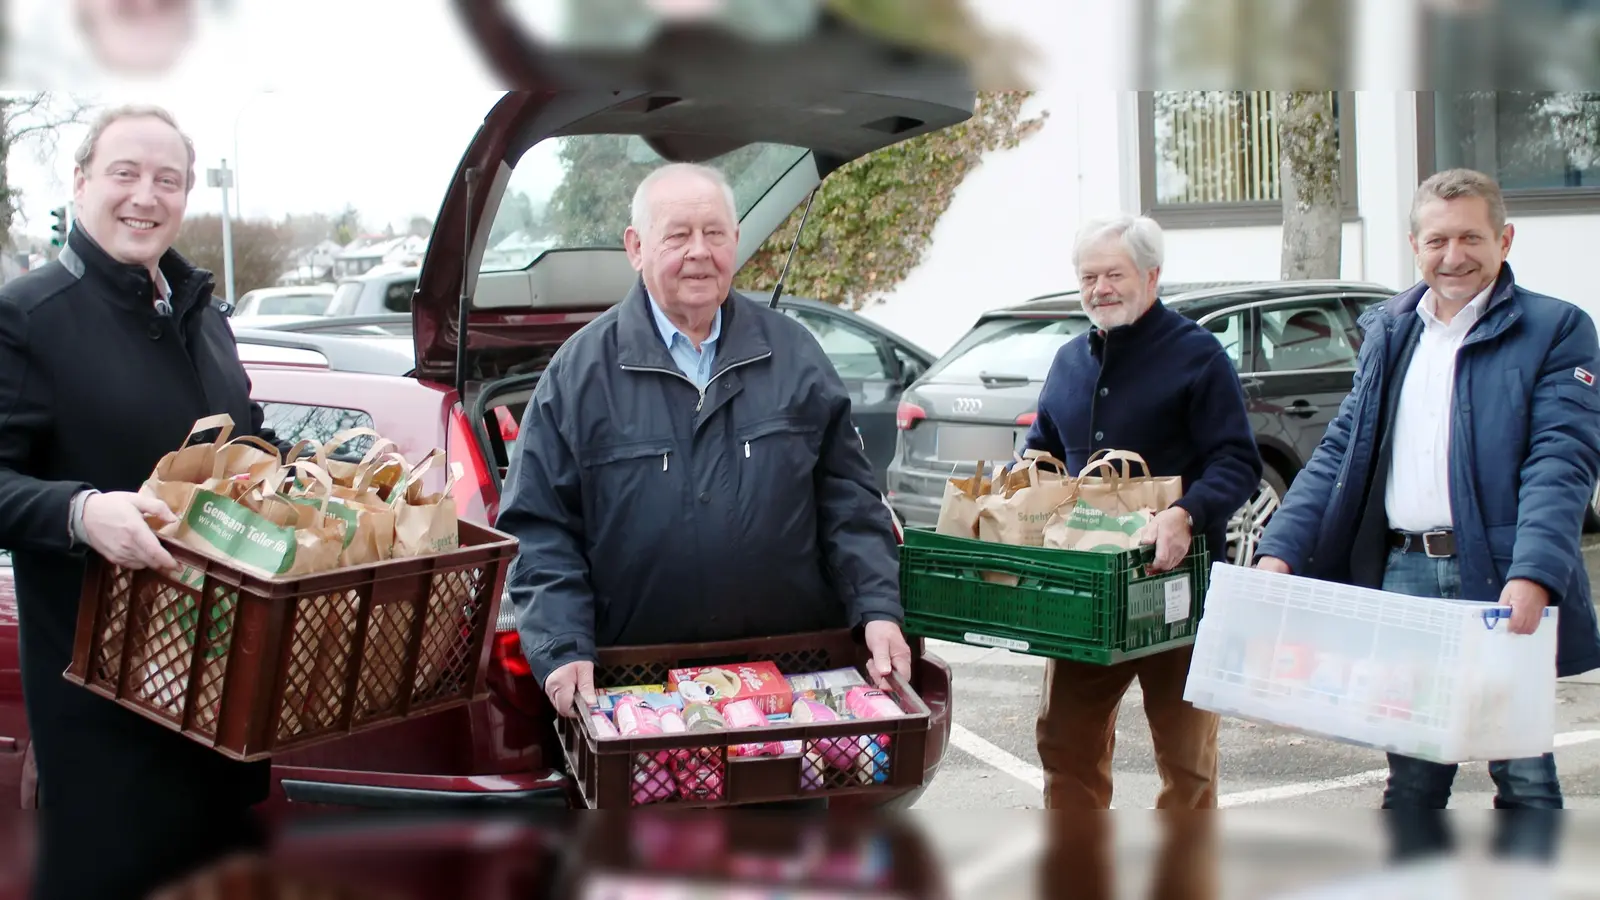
[186,489,296,575]
[290,497,358,549]
[162,564,236,661]
[1064,503,1148,537]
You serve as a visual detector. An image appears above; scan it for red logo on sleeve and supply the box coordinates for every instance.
[1578,367,1596,386]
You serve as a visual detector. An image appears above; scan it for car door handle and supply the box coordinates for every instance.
[1286,401,1320,418]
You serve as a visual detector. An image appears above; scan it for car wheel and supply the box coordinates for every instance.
[1586,479,1600,533]
[1226,466,1289,566]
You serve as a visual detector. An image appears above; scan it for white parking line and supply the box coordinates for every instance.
[947,728,1600,896]
[948,725,1600,809]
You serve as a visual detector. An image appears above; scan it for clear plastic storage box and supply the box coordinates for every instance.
[1183,564,1558,764]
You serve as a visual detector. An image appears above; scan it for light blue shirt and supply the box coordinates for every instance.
[647,293,721,390]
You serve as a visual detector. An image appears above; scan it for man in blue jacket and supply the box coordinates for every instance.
[1256,169,1600,825]
[498,162,912,721]
[1025,215,1262,808]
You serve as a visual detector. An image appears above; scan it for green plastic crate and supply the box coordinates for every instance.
[899,529,1210,665]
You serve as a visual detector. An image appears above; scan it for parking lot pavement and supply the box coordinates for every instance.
[913,540,1600,814]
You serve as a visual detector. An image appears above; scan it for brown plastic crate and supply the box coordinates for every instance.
[65,520,517,761]
[555,629,931,809]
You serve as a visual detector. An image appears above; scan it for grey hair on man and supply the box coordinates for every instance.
[1410,167,1508,235]
[1072,215,1165,274]
[73,103,198,191]
[630,163,738,235]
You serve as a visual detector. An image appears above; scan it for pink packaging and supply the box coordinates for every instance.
[590,711,620,738]
[724,698,783,758]
[614,695,675,805]
[658,708,687,734]
[791,699,853,771]
[844,686,902,720]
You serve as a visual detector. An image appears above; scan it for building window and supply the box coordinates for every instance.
[1417,92,1600,215]
[1137,91,1359,228]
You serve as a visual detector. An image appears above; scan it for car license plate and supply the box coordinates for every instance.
[934,425,1018,463]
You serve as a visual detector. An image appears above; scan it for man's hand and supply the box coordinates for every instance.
[1256,556,1292,575]
[1500,578,1549,635]
[83,491,178,573]
[544,660,596,718]
[864,620,912,688]
[1137,507,1192,574]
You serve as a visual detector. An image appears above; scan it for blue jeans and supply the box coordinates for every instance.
[1378,548,1562,860]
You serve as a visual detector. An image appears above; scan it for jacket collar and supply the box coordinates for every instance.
[616,280,772,375]
[60,226,213,317]
[1370,262,1521,342]
[1088,299,1172,358]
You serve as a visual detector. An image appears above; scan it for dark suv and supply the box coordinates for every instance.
[885,280,1399,563]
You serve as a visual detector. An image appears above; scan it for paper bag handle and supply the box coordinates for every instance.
[1079,449,1150,481]
[314,427,383,468]
[174,413,235,453]
[286,460,336,516]
[353,451,408,495]
[1077,457,1127,487]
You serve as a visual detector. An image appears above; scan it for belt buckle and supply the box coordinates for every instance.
[1422,530,1451,558]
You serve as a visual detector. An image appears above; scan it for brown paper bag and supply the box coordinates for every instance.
[314,427,401,489]
[976,450,1078,548]
[1043,450,1184,553]
[166,461,346,579]
[323,456,399,567]
[935,461,995,538]
[139,413,242,534]
[389,451,462,558]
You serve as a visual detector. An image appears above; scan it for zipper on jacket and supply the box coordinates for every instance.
[620,351,774,417]
[663,453,670,472]
[744,441,751,459]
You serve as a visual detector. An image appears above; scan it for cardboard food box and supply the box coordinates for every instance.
[668,661,794,716]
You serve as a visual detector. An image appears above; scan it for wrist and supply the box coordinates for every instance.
[69,489,100,546]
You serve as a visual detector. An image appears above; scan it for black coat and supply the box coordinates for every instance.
[498,283,904,686]
[0,227,273,899]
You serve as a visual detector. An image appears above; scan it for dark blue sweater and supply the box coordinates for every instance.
[1023,301,1263,558]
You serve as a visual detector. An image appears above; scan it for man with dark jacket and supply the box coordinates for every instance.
[1023,215,1262,809]
[1256,170,1600,835]
[499,162,912,720]
[0,105,276,898]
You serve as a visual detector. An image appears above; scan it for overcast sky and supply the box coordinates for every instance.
[2,0,571,238]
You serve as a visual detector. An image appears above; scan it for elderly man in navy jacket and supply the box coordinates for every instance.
[1024,215,1262,809]
[1257,170,1600,837]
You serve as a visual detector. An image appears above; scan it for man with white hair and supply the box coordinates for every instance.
[497,163,912,770]
[1023,215,1261,809]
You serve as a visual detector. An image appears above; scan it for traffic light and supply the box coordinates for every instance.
[49,206,67,247]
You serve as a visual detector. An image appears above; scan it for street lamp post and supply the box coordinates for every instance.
[207,160,236,306]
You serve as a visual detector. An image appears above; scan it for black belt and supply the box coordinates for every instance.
[1389,529,1456,558]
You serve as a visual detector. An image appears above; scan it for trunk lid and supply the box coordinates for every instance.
[411,65,975,383]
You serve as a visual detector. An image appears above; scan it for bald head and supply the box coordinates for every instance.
[623,163,740,334]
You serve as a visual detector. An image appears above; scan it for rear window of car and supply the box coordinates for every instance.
[923,316,1091,383]
[328,281,364,317]
[259,403,378,462]
[258,294,333,316]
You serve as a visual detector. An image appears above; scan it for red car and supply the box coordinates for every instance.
[1,85,973,813]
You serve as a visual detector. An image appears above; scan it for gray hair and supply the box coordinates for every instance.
[629,163,738,235]
[1410,168,1507,235]
[74,104,197,192]
[1072,215,1165,274]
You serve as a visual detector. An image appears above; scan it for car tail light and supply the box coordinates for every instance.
[447,405,497,521]
[487,599,547,717]
[895,400,926,430]
[1016,412,1037,426]
[495,407,520,442]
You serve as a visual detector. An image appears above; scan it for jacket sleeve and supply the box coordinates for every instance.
[0,300,92,554]
[494,355,598,686]
[1171,350,1263,535]
[813,368,904,628]
[1022,358,1067,463]
[1254,334,1375,571]
[1506,308,1600,599]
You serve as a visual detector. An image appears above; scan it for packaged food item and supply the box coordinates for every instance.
[1272,643,1316,685]
[854,735,891,785]
[596,684,672,713]
[844,686,903,720]
[786,667,869,711]
[657,707,687,734]
[723,697,784,758]
[1306,652,1351,704]
[683,702,728,732]
[613,695,675,805]
[791,698,854,771]
[590,711,621,739]
[669,661,794,715]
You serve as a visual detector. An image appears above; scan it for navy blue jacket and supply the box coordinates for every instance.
[499,282,903,685]
[1023,301,1263,559]
[1256,265,1600,677]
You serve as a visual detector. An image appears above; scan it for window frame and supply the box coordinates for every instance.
[1251,295,1364,375]
[1137,90,1361,228]
[784,307,897,383]
[1414,91,1600,217]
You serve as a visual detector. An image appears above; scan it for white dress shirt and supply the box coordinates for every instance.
[1384,285,1493,532]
